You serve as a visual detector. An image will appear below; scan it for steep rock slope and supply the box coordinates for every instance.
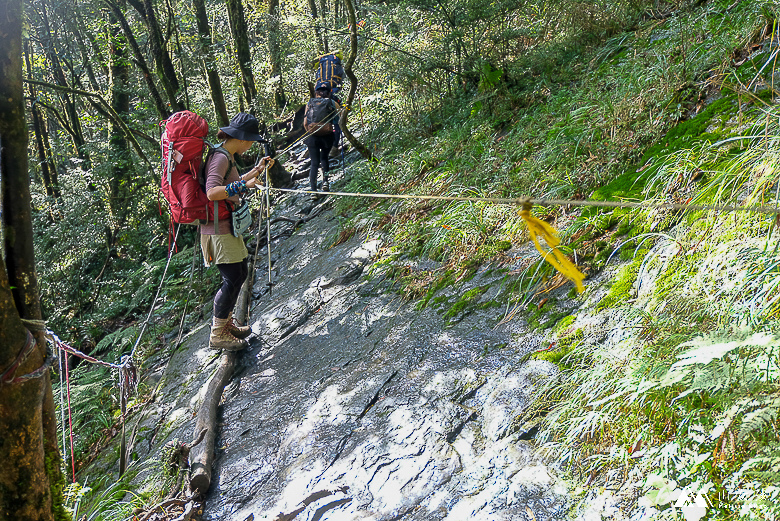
[91,156,572,521]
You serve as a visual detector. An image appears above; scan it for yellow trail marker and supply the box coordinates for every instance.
[519,208,585,293]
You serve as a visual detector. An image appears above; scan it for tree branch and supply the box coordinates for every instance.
[25,96,78,143]
[23,78,153,169]
[314,25,455,73]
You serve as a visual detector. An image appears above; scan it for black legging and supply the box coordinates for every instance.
[307,134,334,191]
[214,259,248,319]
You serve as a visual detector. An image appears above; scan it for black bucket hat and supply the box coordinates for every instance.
[315,80,332,92]
[220,112,263,141]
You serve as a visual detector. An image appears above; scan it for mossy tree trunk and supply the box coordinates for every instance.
[108,0,133,232]
[35,0,91,169]
[340,0,373,161]
[307,0,325,53]
[127,0,185,112]
[23,40,59,199]
[193,0,229,126]
[0,2,65,519]
[104,0,170,120]
[267,0,287,112]
[318,0,329,52]
[226,0,257,112]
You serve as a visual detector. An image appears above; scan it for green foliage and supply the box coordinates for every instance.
[54,364,115,459]
[63,468,140,521]
[25,0,780,517]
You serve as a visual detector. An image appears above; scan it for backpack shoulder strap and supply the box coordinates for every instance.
[202,144,236,229]
[209,145,235,182]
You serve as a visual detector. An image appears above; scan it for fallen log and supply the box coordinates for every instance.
[189,351,236,495]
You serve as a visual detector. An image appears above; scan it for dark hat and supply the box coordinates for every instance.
[315,80,332,92]
[219,112,263,141]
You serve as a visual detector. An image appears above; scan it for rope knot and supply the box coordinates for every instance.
[518,196,532,212]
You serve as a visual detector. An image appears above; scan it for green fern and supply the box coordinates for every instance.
[739,397,780,442]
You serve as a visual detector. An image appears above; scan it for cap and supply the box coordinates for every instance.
[315,80,332,92]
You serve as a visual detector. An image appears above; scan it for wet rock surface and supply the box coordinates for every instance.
[97,146,571,520]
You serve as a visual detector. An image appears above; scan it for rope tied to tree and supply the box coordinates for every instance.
[0,329,53,385]
[20,318,47,331]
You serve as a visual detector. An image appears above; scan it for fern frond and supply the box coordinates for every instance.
[739,397,780,442]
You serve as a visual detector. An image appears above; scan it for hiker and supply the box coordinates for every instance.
[201,112,274,351]
[304,81,341,200]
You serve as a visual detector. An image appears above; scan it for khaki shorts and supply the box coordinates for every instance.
[200,233,248,266]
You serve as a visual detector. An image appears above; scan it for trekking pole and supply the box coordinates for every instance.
[264,165,273,295]
[340,131,345,177]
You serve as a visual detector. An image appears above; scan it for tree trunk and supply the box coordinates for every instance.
[37,0,91,169]
[340,0,373,160]
[107,0,133,229]
[104,0,170,120]
[226,0,257,112]
[0,2,64,517]
[318,0,329,53]
[24,40,59,199]
[128,0,184,112]
[267,0,287,112]
[189,352,236,495]
[64,8,104,92]
[193,0,229,126]
[307,0,325,53]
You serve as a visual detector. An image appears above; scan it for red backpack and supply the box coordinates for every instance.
[160,111,232,224]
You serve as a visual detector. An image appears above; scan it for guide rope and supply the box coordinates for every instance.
[255,184,780,292]
[260,187,780,216]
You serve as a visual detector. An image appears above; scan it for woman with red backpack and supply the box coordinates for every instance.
[201,112,274,351]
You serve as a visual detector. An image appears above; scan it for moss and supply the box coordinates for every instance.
[640,95,738,163]
[595,249,648,311]
[554,314,576,334]
[652,254,690,301]
[533,328,584,366]
[417,271,456,309]
[443,286,489,319]
[525,299,573,332]
[46,452,71,521]
[477,299,502,310]
[591,170,647,203]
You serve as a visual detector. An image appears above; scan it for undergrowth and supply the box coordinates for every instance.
[335,0,776,301]
[529,91,780,518]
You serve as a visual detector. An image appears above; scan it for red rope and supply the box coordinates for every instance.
[56,337,121,369]
[63,351,76,483]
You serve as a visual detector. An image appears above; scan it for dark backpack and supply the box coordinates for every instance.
[305,98,336,136]
[160,111,232,225]
[314,53,344,90]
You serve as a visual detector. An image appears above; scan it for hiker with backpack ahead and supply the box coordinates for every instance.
[304,81,341,200]
[201,112,274,351]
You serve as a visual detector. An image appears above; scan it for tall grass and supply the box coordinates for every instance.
[530,78,780,518]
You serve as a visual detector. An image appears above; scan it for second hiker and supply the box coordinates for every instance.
[201,112,274,351]
[304,81,341,200]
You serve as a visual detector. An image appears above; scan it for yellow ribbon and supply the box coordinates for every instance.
[519,208,585,293]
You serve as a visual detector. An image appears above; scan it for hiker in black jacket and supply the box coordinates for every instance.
[304,81,341,200]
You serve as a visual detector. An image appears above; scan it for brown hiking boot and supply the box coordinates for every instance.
[227,312,252,340]
[209,317,247,351]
